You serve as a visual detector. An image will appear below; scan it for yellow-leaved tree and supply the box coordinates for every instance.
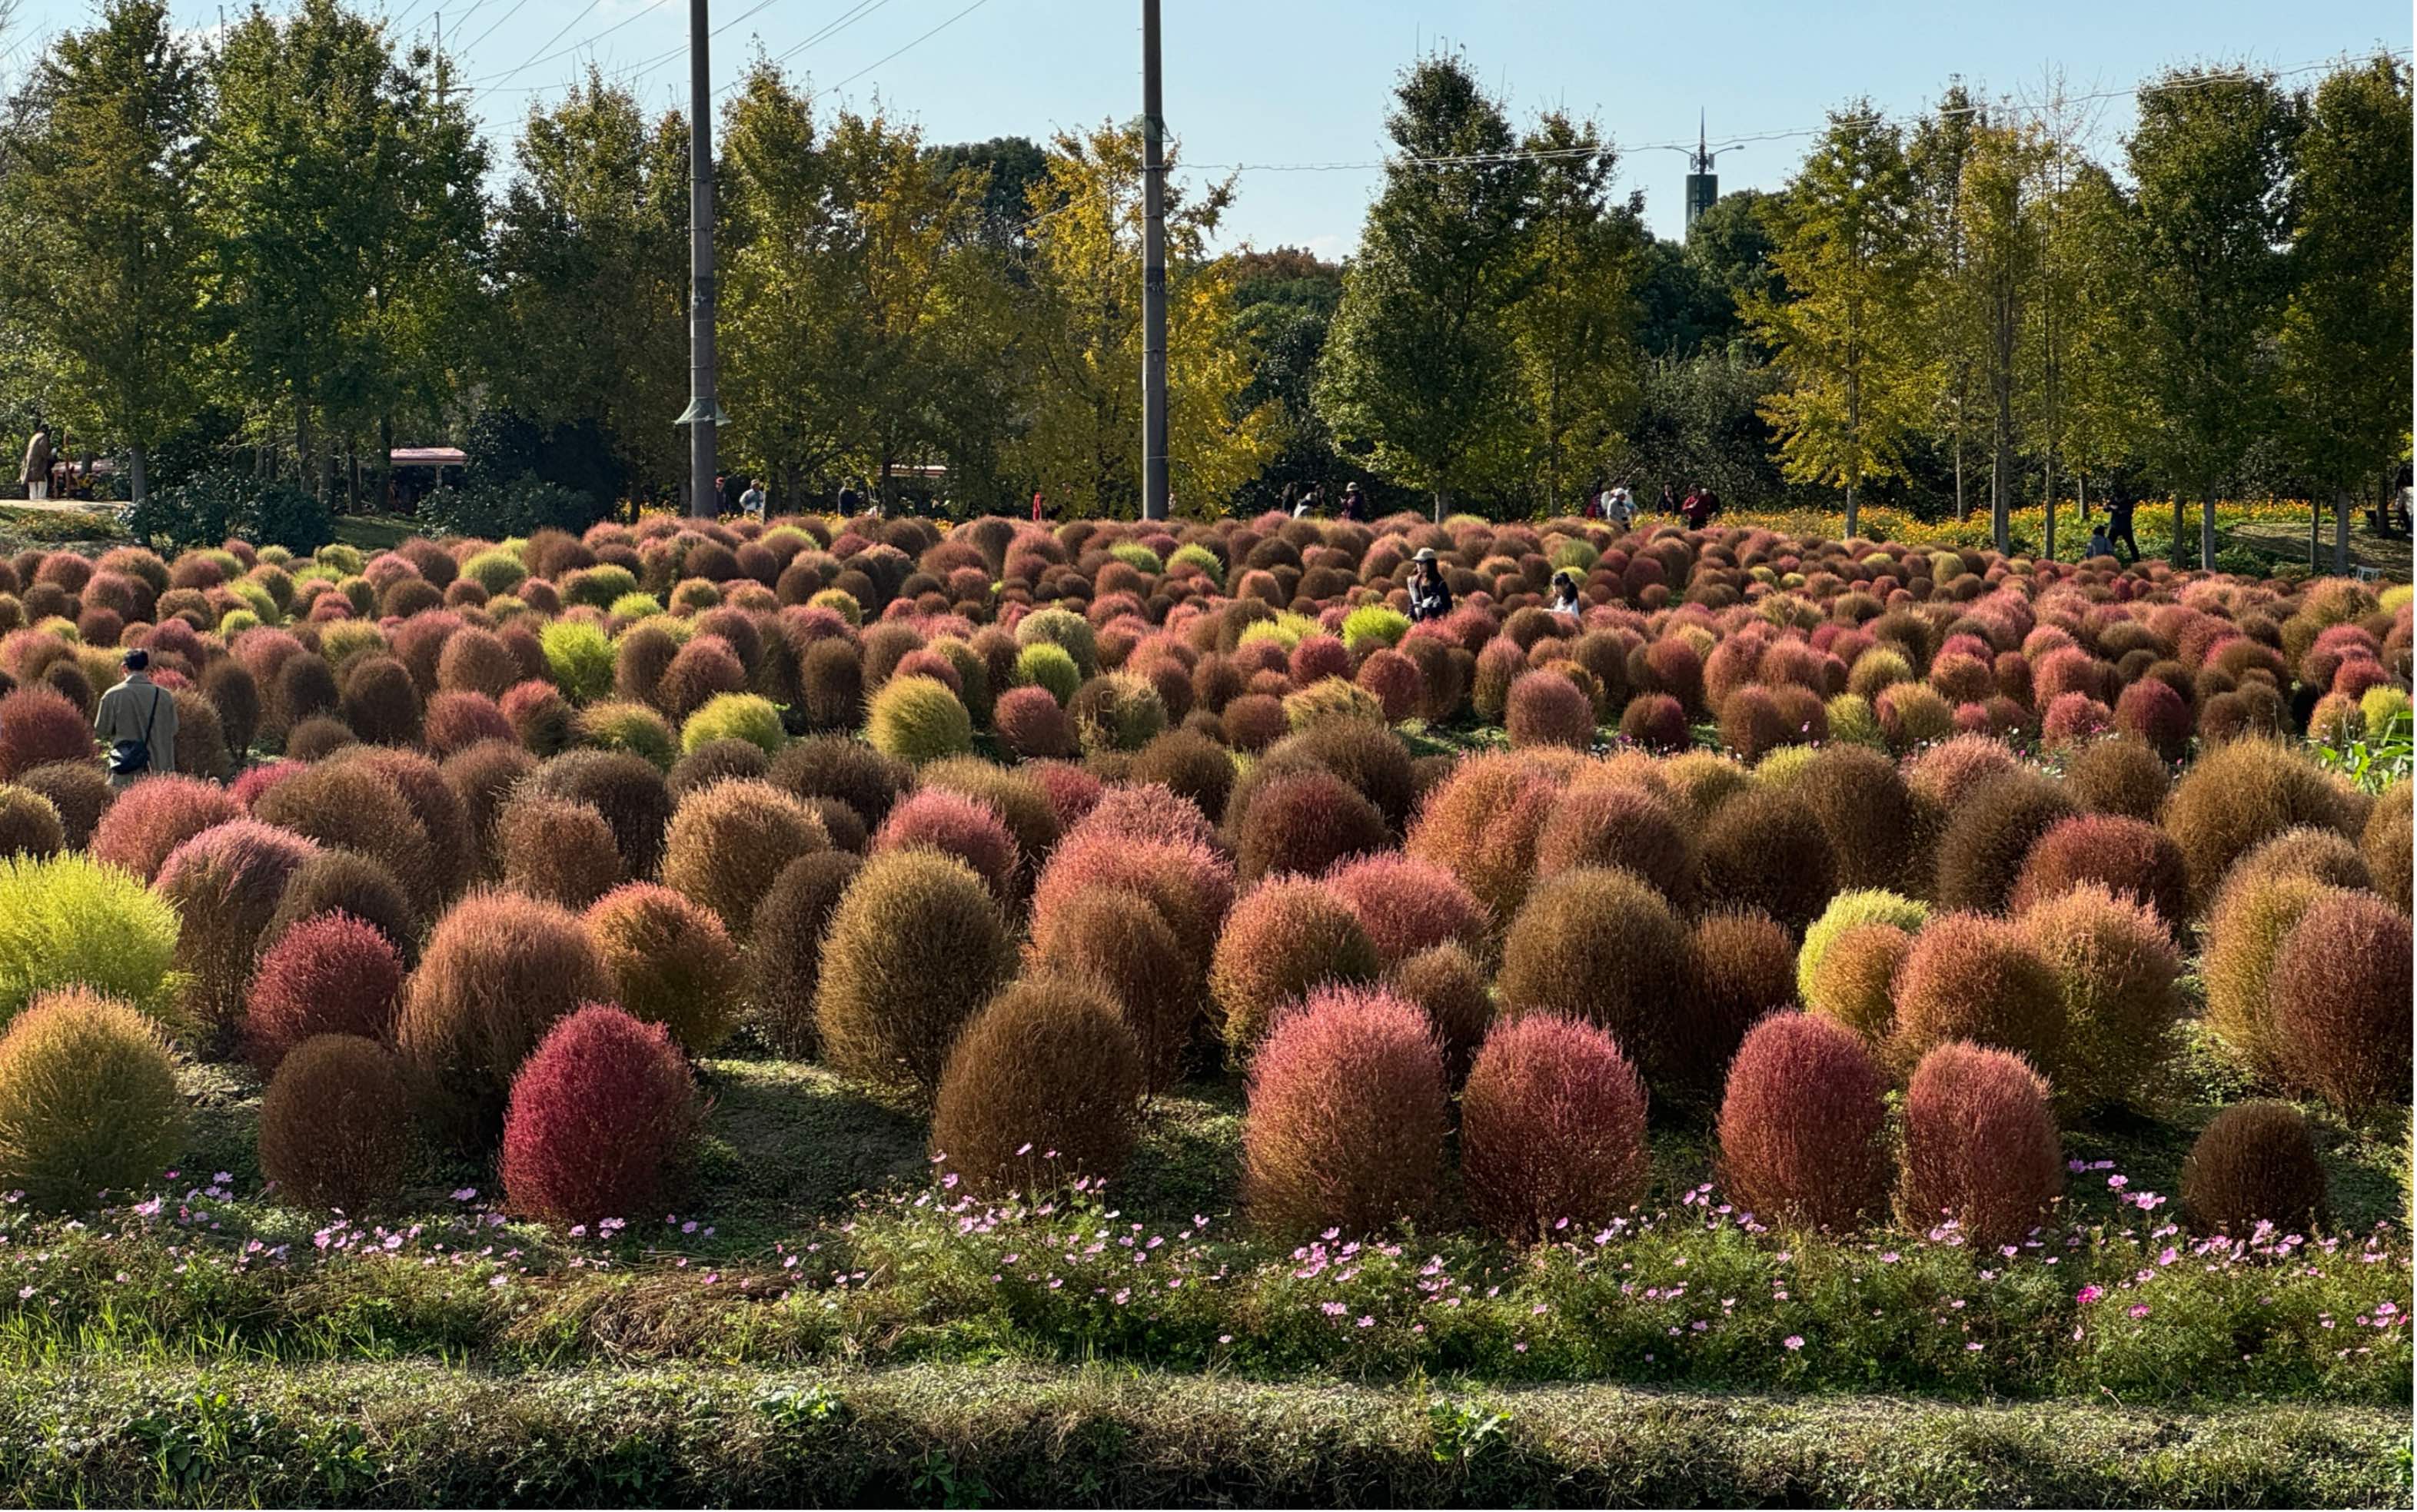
[1008,122,1276,518]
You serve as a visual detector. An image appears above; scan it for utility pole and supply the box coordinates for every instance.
[1139,0,1169,521]
[677,0,723,516]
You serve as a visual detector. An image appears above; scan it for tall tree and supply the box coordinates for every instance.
[0,0,206,501]
[491,71,689,503]
[1748,103,1925,538]
[1314,54,1536,516]
[1508,111,1640,511]
[2279,55,2412,570]
[1006,121,1275,517]
[1907,85,1982,520]
[2043,162,2148,520]
[1957,116,2047,552]
[2124,67,2300,567]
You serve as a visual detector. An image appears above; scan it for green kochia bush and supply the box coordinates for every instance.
[865,676,972,765]
[0,986,185,1209]
[815,849,1016,1100]
[0,854,180,1029]
[680,693,786,758]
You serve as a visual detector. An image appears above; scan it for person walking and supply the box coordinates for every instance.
[2104,484,2139,564]
[1408,547,1453,623]
[1607,484,1636,530]
[1341,481,1368,521]
[95,649,177,789]
[19,424,52,503]
[738,477,766,520]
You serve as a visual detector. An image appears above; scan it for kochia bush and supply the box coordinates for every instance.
[1322,851,1487,966]
[258,1034,413,1213]
[930,975,1145,1197]
[0,987,185,1209]
[500,1005,697,1228]
[89,775,242,883]
[814,849,1016,1099]
[1897,1042,2063,1248]
[1496,867,1691,1092]
[1242,985,1446,1241]
[2266,890,2412,1114]
[1888,913,2065,1083]
[1716,1012,1890,1232]
[583,883,744,1055]
[1459,1014,1649,1244]
[1208,877,1380,1059]
[2016,885,2181,1112]
[0,853,180,1030]
[864,675,973,765]
[660,779,829,936]
[244,912,406,1072]
[2179,1102,2329,1234]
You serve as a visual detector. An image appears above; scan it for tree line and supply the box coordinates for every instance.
[0,4,2406,553]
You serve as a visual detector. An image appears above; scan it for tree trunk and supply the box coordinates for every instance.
[2199,490,2216,573]
[2310,497,2322,570]
[1432,486,1447,525]
[2172,494,2186,567]
[2336,488,2352,576]
[2043,475,2055,561]
[1844,478,1858,542]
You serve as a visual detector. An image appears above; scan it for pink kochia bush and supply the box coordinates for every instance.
[1242,985,1446,1242]
[872,786,1022,903]
[1716,1012,1890,1232]
[243,912,406,1072]
[88,775,241,882]
[1896,1042,2063,1248]
[1459,1014,1649,1244]
[1321,851,1488,966]
[500,1004,697,1227]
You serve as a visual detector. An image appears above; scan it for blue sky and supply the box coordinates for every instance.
[4,0,2409,249]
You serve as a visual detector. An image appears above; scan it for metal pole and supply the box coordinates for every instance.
[684,0,719,517]
[1139,0,1169,522]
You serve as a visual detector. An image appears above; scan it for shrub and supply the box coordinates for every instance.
[2202,872,2339,1080]
[667,736,770,800]
[2163,739,2357,909]
[1889,914,2063,1082]
[1208,878,1380,1059]
[1242,985,1445,1241]
[1797,889,1927,1006]
[395,890,618,1148]
[1897,1042,2062,1248]
[1028,886,1196,1093]
[872,787,1019,903]
[743,851,861,1059]
[244,912,405,1072]
[993,684,1073,759]
[251,761,441,915]
[1933,768,2079,914]
[1461,1014,1649,1244]
[1032,831,1235,975]
[2363,781,2411,913]
[1126,728,1235,820]
[1014,606,1098,675]
[1387,940,1492,1085]
[284,713,357,762]
[1617,692,1689,752]
[1405,752,1561,923]
[0,786,65,859]
[331,745,477,904]
[578,883,743,1057]
[0,854,180,1029]
[2009,814,2191,935]
[680,692,785,758]
[2268,890,2412,1113]
[0,687,93,777]
[661,779,829,936]
[2060,736,2172,823]
[2016,884,2180,1113]
[1531,782,1696,907]
[816,849,1015,1098]
[257,1034,412,1212]
[1780,743,1928,892]
[500,1005,697,1227]
[1804,922,1910,1048]
[1232,767,1388,886]
[0,987,185,1209]
[88,774,241,884]
[1716,1012,1890,1232]
[1069,673,1168,754]
[1322,851,1486,966]
[930,975,1145,1196]
[2180,1102,2329,1234]
[1697,786,1837,935]
[1496,867,1692,1092]
[1681,909,1797,1100]
[540,620,615,702]
[495,795,625,909]
[574,699,680,769]
[16,761,111,849]
[1504,669,1597,749]
[918,757,1060,879]
[520,749,675,879]
[1012,641,1082,704]
[768,735,911,833]
[2114,677,2192,760]
[263,849,418,966]
[865,675,972,765]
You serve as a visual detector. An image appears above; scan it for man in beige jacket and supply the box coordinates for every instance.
[19,424,52,502]
[94,650,178,789]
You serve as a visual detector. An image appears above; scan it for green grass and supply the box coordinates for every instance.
[333,513,414,553]
[0,1359,2402,1508]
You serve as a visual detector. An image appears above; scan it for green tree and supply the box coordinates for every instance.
[2279,55,2412,570]
[1959,117,2048,553]
[1315,54,1536,516]
[2124,67,2301,566]
[1508,111,1640,512]
[1748,103,1926,538]
[1907,85,1981,520]
[0,0,207,501]
[491,71,689,503]
[1232,248,1345,504]
[2043,162,2148,520]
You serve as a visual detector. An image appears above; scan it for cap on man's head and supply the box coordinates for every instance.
[122,648,149,671]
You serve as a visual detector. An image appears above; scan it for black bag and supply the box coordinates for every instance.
[107,686,162,776]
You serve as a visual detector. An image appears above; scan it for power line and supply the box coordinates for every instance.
[456,0,542,62]
[478,0,611,85]
[462,0,678,91]
[810,0,992,99]
[713,0,901,98]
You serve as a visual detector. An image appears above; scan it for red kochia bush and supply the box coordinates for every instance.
[1208,877,1379,1058]
[244,912,405,1072]
[930,975,1145,1196]
[992,683,1073,759]
[873,787,1021,903]
[1716,1012,1890,1232]
[2267,890,2412,1113]
[1322,851,1487,965]
[1233,767,1388,886]
[1617,692,1689,753]
[2180,1102,2329,1233]
[1242,985,1446,1241]
[396,890,620,1148]
[155,818,320,1053]
[500,1005,697,1227]
[2008,812,2191,935]
[0,686,94,777]
[1897,1042,2063,1248]
[1460,1014,1649,1244]
[1031,831,1234,972]
[1405,751,1561,922]
[1504,668,1597,749]
[257,1035,414,1212]
[89,774,241,883]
